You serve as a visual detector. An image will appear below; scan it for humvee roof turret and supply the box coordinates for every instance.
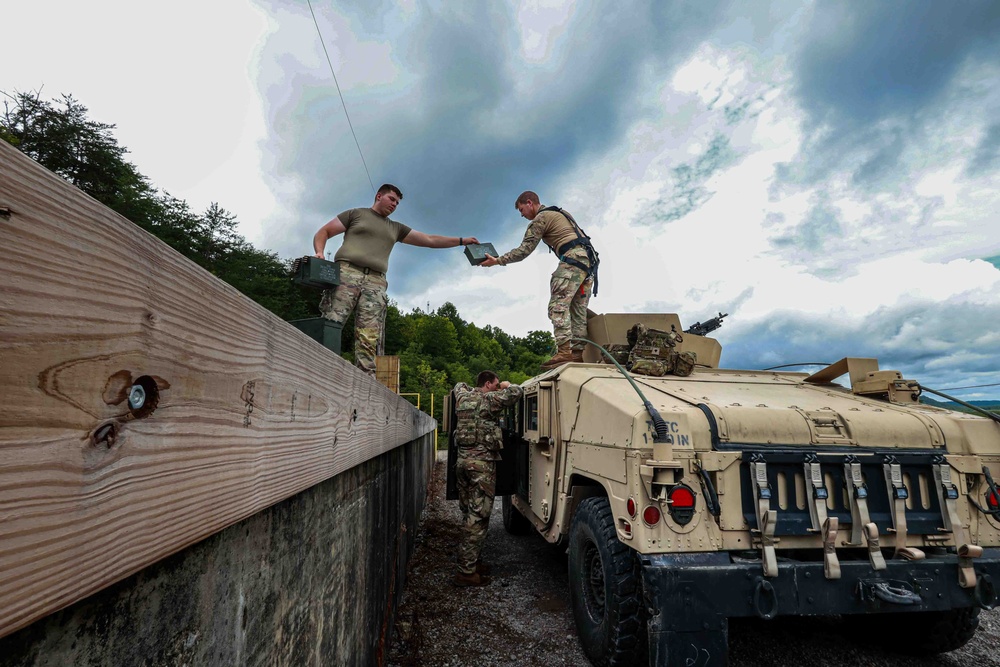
[445,312,1000,667]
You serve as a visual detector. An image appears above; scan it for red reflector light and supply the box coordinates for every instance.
[627,498,637,518]
[669,486,695,508]
[642,505,661,526]
[988,490,999,509]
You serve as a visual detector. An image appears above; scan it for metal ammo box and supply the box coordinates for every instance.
[291,256,340,289]
[463,243,498,266]
[288,318,342,354]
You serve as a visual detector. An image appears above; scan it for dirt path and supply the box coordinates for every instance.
[389,454,1000,666]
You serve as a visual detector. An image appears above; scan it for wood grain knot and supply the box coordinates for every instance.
[91,421,119,448]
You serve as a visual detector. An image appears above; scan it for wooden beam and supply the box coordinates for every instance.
[0,141,435,638]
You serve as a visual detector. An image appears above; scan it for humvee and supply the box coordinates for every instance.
[445,312,1000,666]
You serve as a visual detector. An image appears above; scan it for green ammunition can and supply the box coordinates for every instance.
[288,318,343,354]
[464,243,498,266]
[291,256,341,289]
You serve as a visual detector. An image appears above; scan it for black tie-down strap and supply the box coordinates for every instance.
[540,205,601,295]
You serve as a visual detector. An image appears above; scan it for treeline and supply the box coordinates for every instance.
[1,90,552,426]
[1,91,317,321]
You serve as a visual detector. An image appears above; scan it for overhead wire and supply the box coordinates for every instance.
[306,0,376,196]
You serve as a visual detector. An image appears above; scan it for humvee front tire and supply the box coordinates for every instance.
[501,494,532,535]
[852,607,981,655]
[568,496,647,666]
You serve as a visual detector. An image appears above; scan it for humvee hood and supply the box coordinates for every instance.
[553,366,1000,453]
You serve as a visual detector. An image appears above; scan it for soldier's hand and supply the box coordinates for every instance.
[465,236,480,245]
[480,254,499,267]
[314,252,325,259]
[499,381,511,389]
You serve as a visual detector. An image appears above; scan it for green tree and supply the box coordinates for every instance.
[1,89,321,323]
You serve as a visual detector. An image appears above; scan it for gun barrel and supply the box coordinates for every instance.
[684,312,728,337]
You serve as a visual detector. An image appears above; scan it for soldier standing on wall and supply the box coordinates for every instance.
[452,370,524,587]
[312,184,479,375]
[479,190,599,369]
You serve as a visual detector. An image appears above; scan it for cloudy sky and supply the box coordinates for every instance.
[5,0,1000,400]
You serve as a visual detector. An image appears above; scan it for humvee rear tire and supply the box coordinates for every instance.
[568,496,647,666]
[502,494,532,535]
[851,606,981,655]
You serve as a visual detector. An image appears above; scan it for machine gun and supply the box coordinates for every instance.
[684,312,728,337]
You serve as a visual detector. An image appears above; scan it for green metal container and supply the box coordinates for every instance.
[463,242,498,266]
[291,256,341,289]
[288,318,343,354]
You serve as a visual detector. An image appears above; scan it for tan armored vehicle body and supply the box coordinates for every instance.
[447,312,1000,666]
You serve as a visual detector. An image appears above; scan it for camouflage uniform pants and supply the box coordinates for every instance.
[319,262,388,375]
[456,456,496,575]
[549,246,593,351]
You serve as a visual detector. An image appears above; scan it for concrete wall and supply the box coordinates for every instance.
[0,434,435,667]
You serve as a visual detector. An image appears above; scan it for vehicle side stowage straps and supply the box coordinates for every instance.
[844,459,886,571]
[882,459,926,561]
[934,461,982,588]
[749,458,778,578]
[803,457,841,579]
[539,205,601,295]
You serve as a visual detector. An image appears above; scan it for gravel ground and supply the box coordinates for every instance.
[389,453,1000,666]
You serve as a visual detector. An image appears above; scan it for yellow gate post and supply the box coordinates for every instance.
[399,393,420,411]
[431,393,437,447]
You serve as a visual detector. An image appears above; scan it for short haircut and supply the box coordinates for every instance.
[514,190,539,208]
[377,183,403,200]
[476,370,499,387]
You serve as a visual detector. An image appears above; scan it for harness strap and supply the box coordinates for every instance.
[804,459,829,531]
[934,462,980,588]
[844,460,886,571]
[882,461,925,560]
[822,517,841,579]
[539,205,601,295]
[750,460,778,578]
[802,458,841,578]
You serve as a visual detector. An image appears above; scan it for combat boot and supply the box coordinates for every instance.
[570,348,584,363]
[541,343,574,369]
[453,572,491,587]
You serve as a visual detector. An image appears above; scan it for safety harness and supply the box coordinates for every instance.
[538,206,601,295]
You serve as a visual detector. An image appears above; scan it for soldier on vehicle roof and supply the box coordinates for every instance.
[480,190,599,369]
[312,184,479,375]
[452,370,523,587]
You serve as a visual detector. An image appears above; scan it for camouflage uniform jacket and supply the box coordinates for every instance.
[497,207,587,267]
[453,382,524,460]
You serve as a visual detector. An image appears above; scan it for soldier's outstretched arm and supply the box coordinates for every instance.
[401,230,479,249]
[313,216,347,258]
[481,218,545,268]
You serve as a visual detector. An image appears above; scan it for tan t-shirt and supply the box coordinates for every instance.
[497,207,583,266]
[333,208,412,274]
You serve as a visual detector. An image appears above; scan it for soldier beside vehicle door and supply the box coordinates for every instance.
[452,371,524,587]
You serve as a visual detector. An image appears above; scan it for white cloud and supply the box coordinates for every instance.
[4,0,998,399]
[1,0,274,246]
[516,0,577,63]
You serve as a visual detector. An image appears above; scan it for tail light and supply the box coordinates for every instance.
[668,484,696,525]
[642,505,661,526]
[626,497,637,518]
[987,489,999,510]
